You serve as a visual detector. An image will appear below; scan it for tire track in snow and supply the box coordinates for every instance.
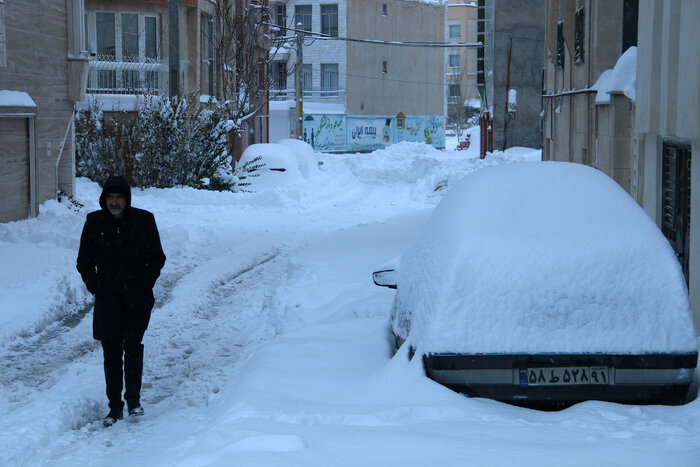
[141,250,288,408]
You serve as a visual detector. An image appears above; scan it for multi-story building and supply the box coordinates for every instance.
[446,0,479,130]
[477,0,545,152]
[268,0,446,151]
[636,0,700,328]
[0,0,88,223]
[82,0,270,157]
[541,0,639,194]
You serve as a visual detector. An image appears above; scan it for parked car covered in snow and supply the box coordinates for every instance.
[237,143,305,191]
[373,161,698,408]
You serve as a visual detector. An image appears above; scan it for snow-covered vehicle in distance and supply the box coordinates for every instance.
[373,161,698,408]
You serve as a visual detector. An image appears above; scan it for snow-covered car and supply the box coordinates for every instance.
[237,143,305,191]
[277,138,320,179]
[373,161,698,407]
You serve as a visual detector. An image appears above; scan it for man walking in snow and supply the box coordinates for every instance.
[77,175,166,426]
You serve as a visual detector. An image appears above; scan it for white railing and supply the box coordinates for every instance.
[270,88,346,104]
[87,55,167,94]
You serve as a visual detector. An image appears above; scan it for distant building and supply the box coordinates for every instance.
[478,0,545,151]
[268,0,446,151]
[0,0,88,223]
[636,0,700,329]
[446,0,479,130]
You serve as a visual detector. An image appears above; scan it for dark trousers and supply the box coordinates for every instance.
[101,329,145,410]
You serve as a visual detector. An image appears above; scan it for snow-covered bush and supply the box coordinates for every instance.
[75,93,241,191]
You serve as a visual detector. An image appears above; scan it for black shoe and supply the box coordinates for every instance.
[128,405,144,417]
[103,408,123,427]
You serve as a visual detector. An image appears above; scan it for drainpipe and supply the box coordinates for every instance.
[55,117,74,197]
[586,0,592,166]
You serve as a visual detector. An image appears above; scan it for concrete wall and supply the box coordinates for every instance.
[0,0,88,223]
[637,0,700,328]
[346,0,444,116]
[489,0,544,150]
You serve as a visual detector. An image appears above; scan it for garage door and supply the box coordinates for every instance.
[0,116,30,223]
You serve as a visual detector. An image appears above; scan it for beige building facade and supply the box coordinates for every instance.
[445,0,479,127]
[542,0,638,193]
[269,0,445,118]
[0,0,88,223]
[636,0,700,328]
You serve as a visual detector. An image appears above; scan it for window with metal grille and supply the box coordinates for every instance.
[661,142,692,283]
[556,21,564,68]
[321,4,338,37]
[271,60,287,90]
[574,6,584,64]
[321,63,339,96]
[295,5,312,32]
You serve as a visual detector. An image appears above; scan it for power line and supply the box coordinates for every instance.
[266,24,482,48]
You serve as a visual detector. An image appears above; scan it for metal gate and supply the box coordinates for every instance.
[661,142,692,283]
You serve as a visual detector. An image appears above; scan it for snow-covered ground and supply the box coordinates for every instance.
[1,135,700,466]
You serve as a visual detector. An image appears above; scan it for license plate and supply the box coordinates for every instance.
[518,366,610,386]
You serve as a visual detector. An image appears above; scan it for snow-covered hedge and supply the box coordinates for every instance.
[75,93,238,191]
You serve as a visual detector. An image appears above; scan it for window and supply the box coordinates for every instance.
[448,84,461,98]
[275,4,286,37]
[449,24,461,39]
[88,11,160,92]
[295,5,312,32]
[95,12,116,88]
[0,0,6,68]
[382,4,387,17]
[321,63,339,96]
[382,61,387,74]
[622,0,639,52]
[449,54,460,68]
[121,13,139,87]
[321,4,338,37]
[662,143,692,283]
[271,60,287,90]
[574,6,584,64]
[556,20,564,68]
[302,64,312,96]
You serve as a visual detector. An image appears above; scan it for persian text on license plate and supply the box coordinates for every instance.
[518,366,610,386]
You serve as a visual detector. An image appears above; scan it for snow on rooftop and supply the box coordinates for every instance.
[0,90,36,107]
[591,46,637,104]
[393,161,697,355]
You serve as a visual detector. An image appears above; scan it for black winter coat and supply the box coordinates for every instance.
[76,176,166,340]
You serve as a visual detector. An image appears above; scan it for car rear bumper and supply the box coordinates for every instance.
[422,352,698,407]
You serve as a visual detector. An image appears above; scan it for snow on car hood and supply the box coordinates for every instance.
[392,161,698,354]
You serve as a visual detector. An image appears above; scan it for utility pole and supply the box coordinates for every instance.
[295,23,303,140]
[169,0,180,98]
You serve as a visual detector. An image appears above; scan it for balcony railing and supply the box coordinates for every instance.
[87,55,167,94]
[270,88,346,104]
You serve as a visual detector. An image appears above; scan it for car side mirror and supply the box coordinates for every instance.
[373,269,397,289]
